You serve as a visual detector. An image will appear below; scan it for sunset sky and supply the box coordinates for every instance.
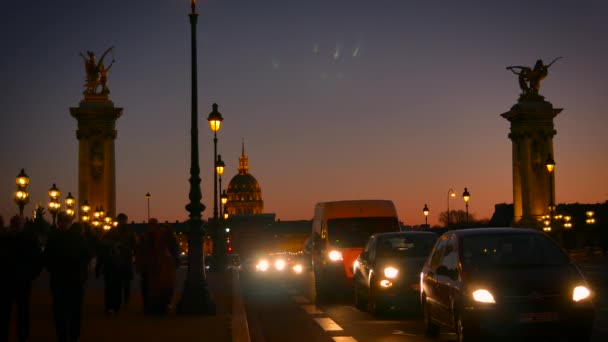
[1,0,607,226]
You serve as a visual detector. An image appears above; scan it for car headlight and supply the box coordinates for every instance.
[383,267,399,278]
[472,289,495,303]
[573,286,591,302]
[292,264,303,273]
[328,250,343,261]
[275,259,286,271]
[256,259,269,271]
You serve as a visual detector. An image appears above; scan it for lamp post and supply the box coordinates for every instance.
[216,155,225,215]
[208,103,223,271]
[48,183,61,225]
[145,192,151,222]
[546,154,555,232]
[446,188,455,230]
[221,190,228,216]
[81,200,91,223]
[65,192,76,219]
[423,204,429,227]
[462,187,470,224]
[177,0,214,315]
[14,169,30,217]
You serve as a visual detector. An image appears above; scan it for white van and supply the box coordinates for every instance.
[311,200,400,300]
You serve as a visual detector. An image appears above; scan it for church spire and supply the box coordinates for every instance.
[238,139,249,174]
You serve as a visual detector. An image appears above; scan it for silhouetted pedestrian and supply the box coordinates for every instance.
[135,219,178,315]
[45,213,90,342]
[96,213,135,314]
[0,215,43,342]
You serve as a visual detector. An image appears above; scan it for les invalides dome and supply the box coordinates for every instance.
[224,143,263,215]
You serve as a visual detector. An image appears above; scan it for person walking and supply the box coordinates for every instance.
[44,213,90,342]
[114,213,136,308]
[0,215,43,342]
[96,213,135,314]
[135,219,178,315]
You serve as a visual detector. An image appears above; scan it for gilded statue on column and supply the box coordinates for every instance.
[80,46,115,97]
[506,57,561,102]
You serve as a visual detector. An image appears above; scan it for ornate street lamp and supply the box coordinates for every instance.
[48,183,61,225]
[221,190,228,211]
[446,188,455,229]
[65,192,76,218]
[145,192,151,222]
[81,200,91,222]
[216,154,225,215]
[423,204,429,227]
[177,0,214,315]
[208,104,224,272]
[462,187,470,224]
[546,154,555,231]
[14,169,30,217]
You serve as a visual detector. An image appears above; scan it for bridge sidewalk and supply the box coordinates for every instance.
[20,268,234,342]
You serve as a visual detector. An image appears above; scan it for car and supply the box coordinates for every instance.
[252,251,305,275]
[420,228,595,341]
[353,231,438,314]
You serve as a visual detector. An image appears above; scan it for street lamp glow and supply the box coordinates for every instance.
[545,154,555,173]
[49,183,60,200]
[16,168,30,188]
[423,204,429,226]
[463,187,471,224]
[207,103,223,132]
[216,154,225,176]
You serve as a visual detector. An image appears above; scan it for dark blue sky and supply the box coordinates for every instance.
[2,0,607,225]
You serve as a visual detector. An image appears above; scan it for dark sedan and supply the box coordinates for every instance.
[420,228,595,342]
[353,231,438,314]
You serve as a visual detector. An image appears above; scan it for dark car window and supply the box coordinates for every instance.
[327,217,400,248]
[376,234,437,258]
[460,233,569,271]
[440,237,459,279]
[429,237,447,271]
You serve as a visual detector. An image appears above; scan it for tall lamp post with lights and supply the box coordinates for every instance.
[177,0,214,315]
[81,200,91,223]
[14,169,30,217]
[446,188,455,230]
[216,155,225,215]
[423,204,429,228]
[145,192,151,222]
[48,183,61,225]
[546,155,555,232]
[208,103,223,271]
[65,192,76,219]
[462,187,470,224]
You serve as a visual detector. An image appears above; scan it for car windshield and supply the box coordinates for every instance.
[377,234,437,258]
[327,217,400,248]
[461,233,569,271]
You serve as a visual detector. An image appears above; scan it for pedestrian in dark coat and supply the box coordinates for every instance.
[0,215,43,342]
[45,213,90,342]
[135,219,179,315]
[95,213,135,315]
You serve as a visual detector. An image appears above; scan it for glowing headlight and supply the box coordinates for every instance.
[472,289,495,303]
[383,267,399,278]
[573,286,591,302]
[256,259,269,272]
[292,264,303,273]
[275,259,286,271]
[328,250,343,261]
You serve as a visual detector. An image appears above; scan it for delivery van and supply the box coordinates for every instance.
[311,200,400,300]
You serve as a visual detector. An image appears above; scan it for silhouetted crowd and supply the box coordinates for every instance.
[0,212,179,342]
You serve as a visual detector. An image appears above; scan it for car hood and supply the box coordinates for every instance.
[464,263,587,297]
[377,256,427,277]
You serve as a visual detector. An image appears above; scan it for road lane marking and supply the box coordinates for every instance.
[293,295,309,304]
[301,305,323,314]
[314,317,343,331]
[333,337,358,342]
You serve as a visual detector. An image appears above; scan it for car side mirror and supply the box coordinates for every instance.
[359,251,368,261]
[436,265,449,276]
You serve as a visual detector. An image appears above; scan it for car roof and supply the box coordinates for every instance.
[444,227,542,237]
[373,231,438,239]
